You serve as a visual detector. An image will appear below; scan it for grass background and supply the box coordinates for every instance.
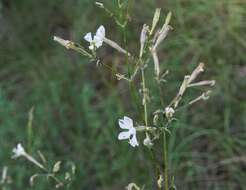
[0,0,245,189]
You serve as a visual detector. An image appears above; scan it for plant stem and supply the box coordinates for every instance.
[163,129,169,190]
[140,62,161,190]
[149,148,161,189]
[141,67,148,126]
[27,107,34,152]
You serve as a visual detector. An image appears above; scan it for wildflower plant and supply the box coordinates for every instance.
[13,1,215,189]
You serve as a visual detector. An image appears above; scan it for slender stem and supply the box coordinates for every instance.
[157,77,169,190]
[157,78,169,189]
[140,62,161,190]
[27,107,34,152]
[149,148,161,190]
[163,129,169,190]
[158,84,165,107]
[141,68,148,126]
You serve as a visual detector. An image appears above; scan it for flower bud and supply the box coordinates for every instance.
[150,8,161,35]
[188,62,204,84]
[139,24,149,58]
[53,36,72,49]
[103,37,130,56]
[188,80,216,87]
[95,2,104,8]
[153,12,172,50]
[152,51,160,77]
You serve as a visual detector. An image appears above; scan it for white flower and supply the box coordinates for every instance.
[118,116,139,147]
[12,143,26,158]
[165,107,175,118]
[84,25,105,50]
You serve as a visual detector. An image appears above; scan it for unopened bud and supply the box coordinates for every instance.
[188,80,216,87]
[140,24,149,58]
[153,25,172,50]
[164,12,172,26]
[53,36,72,49]
[150,8,161,35]
[152,51,160,77]
[153,12,172,50]
[103,37,130,56]
[188,63,205,84]
[95,2,104,8]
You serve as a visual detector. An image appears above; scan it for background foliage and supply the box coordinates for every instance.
[0,0,245,189]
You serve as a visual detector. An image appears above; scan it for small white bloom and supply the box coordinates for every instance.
[84,25,105,50]
[165,107,175,119]
[118,116,139,147]
[12,143,26,158]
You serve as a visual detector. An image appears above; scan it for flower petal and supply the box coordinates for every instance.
[96,25,105,39]
[123,116,133,128]
[94,35,103,48]
[119,119,130,129]
[84,32,93,42]
[118,131,131,140]
[129,134,139,147]
[129,127,136,135]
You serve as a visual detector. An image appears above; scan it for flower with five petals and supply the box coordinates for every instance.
[118,116,139,147]
[84,25,105,50]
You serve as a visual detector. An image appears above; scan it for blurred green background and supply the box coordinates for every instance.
[0,0,245,189]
